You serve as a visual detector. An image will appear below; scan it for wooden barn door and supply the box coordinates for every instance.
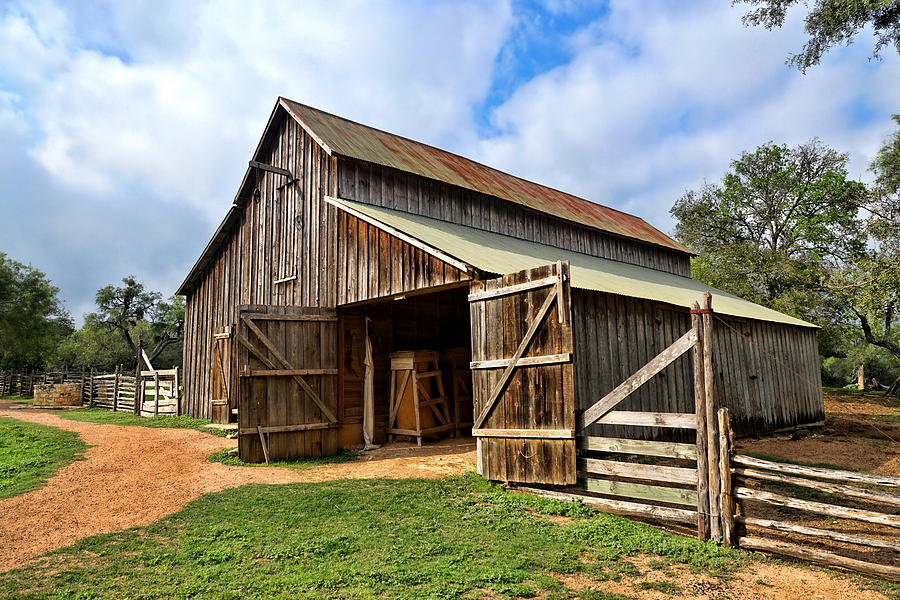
[469,261,576,485]
[236,305,339,462]
[211,327,233,419]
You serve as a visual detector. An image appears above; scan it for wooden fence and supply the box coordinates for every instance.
[1,367,181,417]
[514,293,899,582]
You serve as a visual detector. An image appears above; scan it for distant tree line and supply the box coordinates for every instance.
[671,116,900,394]
[0,259,183,372]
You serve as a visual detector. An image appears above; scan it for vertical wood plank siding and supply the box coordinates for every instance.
[336,158,691,277]
[572,289,824,439]
[182,113,338,418]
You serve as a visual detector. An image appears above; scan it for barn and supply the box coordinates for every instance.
[176,97,823,485]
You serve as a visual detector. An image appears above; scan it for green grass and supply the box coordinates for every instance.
[0,473,745,599]
[207,448,359,469]
[0,417,88,499]
[0,395,32,402]
[56,408,231,437]
[635,580,681,594]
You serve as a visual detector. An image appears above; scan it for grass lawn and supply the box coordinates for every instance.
[208,448,358,469]
[0,417,87,499]
[56,408,231,437]
[0,473,744,599]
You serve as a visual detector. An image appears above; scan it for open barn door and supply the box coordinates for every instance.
[236,305,339,462]
[469,261,576,485]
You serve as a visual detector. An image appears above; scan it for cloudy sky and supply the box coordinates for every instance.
[1,0,898,323]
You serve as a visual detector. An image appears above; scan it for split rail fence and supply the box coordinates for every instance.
[1,367,181,417]
[516,293,900,582]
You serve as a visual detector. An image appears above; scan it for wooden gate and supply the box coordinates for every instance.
[211,326,233,419]
[236,305,339,462]
[468,261,576,485]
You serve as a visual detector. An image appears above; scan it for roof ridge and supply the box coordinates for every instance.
[280,97,662,226]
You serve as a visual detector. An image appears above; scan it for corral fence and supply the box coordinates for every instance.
[1,366,182,417]
[514,293,899,582]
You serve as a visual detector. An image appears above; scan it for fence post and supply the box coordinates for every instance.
[702,292,722,542]
[133,340,143,416]
[174,366,181,416]
[112,365,121,412]
[154,370,160,416]
[691,301,710,541]
[718,407,735,547]
[88,368,95,407]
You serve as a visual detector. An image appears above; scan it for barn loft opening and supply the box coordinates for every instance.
[336,285,474,449]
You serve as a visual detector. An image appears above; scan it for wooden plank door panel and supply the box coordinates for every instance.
[237,305,339,462]
[469,261,576,485]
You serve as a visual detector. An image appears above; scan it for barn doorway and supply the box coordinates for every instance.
[337,285,474,449]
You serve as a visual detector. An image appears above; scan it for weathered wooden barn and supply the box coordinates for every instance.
[177,97,823,482]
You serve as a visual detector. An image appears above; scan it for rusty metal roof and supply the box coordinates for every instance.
[328,197,815,328]
[281,98,690,254]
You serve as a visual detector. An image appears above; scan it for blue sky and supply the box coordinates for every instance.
[0,0,898,324]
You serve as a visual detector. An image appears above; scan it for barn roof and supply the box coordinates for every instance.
[280,98,690,254]
[327,197,816,328]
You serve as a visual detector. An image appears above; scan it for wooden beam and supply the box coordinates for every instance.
[692,300,709,541]
[257,425,270,465]
[718,408,735,547]
[240,369,339,377]
[734,468,900,508]
[513,486,698,525]
[324,196,472,273]
[581,478,698,506]
[733,487,900,528]
[701,292,721,542]
[737,516,900,551]
[732,454,900,488]
[240,422,336,435]
[469,353,571,370]
[473,286,558,429]
[578,458,698,485]
[242,312,337,322]
[473,428,573,439]
[579,436,697,460]
[594,411,697,429]
[249,160,292,179]
[738,536,900,582]
[467,276,557,302]
[577,328,697,432]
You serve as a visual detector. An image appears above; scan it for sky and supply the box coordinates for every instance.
[1,0,898,324]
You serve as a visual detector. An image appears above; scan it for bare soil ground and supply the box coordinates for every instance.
[0,400,474,571]
[1,395,896,599]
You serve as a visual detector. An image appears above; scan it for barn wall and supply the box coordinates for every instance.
[571,289,824,438]
[182,111,338,418]
[336,210,472,305]
[337,158,691,278]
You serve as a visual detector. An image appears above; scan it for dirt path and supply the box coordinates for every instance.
[0,402,474,571]
[0,402,893,599]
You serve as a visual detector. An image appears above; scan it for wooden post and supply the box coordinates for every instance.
[88,368,95,407]
[154,371,160,416]
[702,292,722,542]
[133,340,143,416]
[174,366,181,416]
[112,365,121,412]
[718,407,734,546]
[691,301,710,541]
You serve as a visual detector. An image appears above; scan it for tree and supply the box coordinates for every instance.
[735,0,900,71]
[91,276,184,366]
[670,139,866,321]
[0,254,72,369]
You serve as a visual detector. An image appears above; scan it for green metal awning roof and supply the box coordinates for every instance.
[328,197,815,328]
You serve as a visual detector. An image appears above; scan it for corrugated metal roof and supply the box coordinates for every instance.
[281,98,690,254]
[329,197,815,328]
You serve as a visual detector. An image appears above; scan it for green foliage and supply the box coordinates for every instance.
[87,276,184,368]
[0,417,87,499]
[0,473,746,599]
[671,139,864,322]
[51,322,134,371]
[735,0,900,70]
[0,253,72,370]
[57,408,230,437]
[207,448,358,469]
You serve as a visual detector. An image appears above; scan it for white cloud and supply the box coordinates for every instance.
[472,0,900,232]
